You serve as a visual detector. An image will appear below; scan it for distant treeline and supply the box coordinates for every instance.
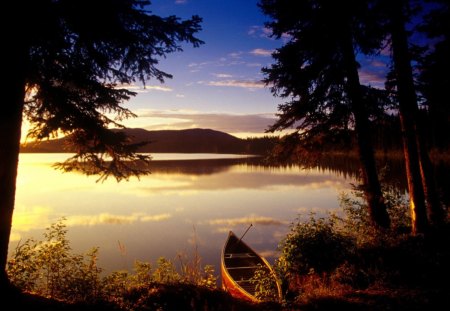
[269,112,449,158]
[20,123,449,158]
[20,128,280,155]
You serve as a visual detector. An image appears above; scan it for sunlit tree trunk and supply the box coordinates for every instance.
[389,1,428,234]
[0,40,26,291]
[342,24,390,229]
[417,131,444,226]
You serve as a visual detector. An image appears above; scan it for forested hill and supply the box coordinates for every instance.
[20,128,276,155]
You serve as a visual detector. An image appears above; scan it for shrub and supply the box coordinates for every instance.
[7,218,102,302]
[8,218,219,307]
[249,263,280,302]
[278,216,355,276]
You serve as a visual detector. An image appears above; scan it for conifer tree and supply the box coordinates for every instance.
[0,0,203,291]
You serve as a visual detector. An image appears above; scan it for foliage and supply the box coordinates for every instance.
[1,0,204,292]
[7,218,102,302]
[338,171,411,246]
[8,219,219,308]
[258,0,391,147]
[259,0,392,230]
[14,0,204,182]
[249,264,280,302]
[278,215,355,276]
[277,186,449,304]
[177,251,217,289]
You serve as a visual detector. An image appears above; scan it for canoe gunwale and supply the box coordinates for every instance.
[220,231,282,303]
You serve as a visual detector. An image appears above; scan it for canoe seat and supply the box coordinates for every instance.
[227,266,258,270]
[225,253,256,259]
[236,279,253,283]
[236,280,256,294]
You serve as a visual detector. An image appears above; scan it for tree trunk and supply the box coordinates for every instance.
[0,44,26,291]
[415,115,445,226]
[390,1,428,234]
[342,25,391,229]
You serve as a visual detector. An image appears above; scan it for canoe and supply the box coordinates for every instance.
[221,231,282,302]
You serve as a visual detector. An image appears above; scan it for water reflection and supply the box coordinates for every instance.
[10,153,449,275]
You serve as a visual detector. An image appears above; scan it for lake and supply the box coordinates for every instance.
[9,153,378,275]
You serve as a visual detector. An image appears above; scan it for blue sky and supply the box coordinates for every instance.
[121,0,388,138]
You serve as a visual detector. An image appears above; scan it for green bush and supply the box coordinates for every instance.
[8,218,219,307]
[278,216,355,276]
[249,263,280,302]
[7,218,102,302]
[338,179,411,247]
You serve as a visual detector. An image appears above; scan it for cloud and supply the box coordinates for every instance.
[228,52,243,59]
[207,79,265,89]
[10,205,53,241]
[212,73,233,78]
[187,53,265,73]
[135,110,277,134]
[208,214,287,226]
[175,0,187,4]
[140,214,172,222]
[369,60,387,68]
[246,63,262,67]
[11,209,170,241]
[359,68,386,88]
[250,48,273,57]
[188,61,213,70]
[115,83,148,93]
[66,212,172,226]
[248,26,273,38]
[144,85,173,92]
[115,83,173,93]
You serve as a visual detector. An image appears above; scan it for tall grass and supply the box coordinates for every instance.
[7,218,217,308]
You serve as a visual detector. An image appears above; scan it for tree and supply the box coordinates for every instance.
[1,0,203,291]
[380,0,445,232]
[259,0,391,229]
[419,1,450,151]
[417,0,449,225]
[383,0,429,234]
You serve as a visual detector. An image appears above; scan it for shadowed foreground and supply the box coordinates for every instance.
[5,284,449,311]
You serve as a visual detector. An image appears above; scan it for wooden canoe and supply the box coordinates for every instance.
[221,231,282,302]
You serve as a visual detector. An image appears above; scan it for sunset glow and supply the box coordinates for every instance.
[11,154,353,272]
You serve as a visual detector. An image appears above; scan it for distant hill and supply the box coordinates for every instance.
[20,128,273,154]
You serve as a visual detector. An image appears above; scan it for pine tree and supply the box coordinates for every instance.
[0,0,203,291]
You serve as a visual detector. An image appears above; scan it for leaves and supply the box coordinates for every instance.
[7,218,102,302]
[7,219,218,306]
[19,0,203,181]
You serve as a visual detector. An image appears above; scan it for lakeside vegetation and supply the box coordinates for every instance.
[7,183,449,310]
[2,0,450,310]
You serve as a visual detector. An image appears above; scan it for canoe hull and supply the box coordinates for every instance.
[221,263,257,302]
[220,231,281,302]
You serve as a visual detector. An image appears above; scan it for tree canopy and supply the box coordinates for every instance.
[259,0,449,232]
[19,0,203,180]
[259,0,391,228]
[1,0,203,290]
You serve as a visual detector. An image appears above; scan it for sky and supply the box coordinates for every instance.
[119,0,390,139]
[119,0,287,138]
[18,0,389,141]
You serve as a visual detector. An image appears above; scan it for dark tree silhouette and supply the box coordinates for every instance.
[259,0,391,229]
[383,0,429,234]
[1,0,203,291]
[417,0,449,225]
[419,1,450,151]
[380,0,445,232]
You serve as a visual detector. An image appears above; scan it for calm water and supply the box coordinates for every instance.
[10,153,362,274]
